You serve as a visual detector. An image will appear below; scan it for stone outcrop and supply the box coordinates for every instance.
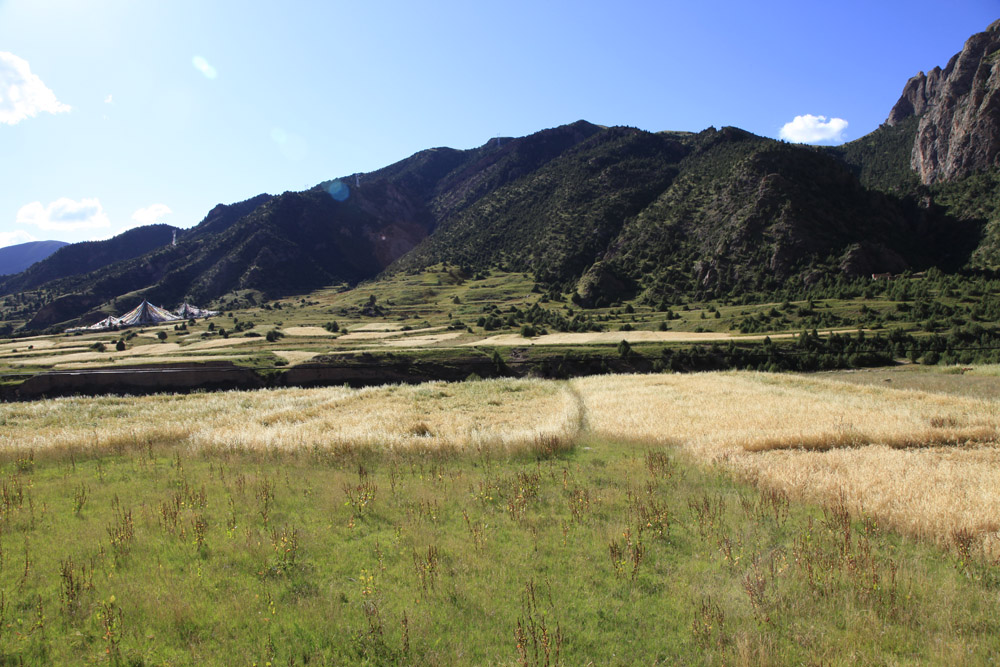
[886,67,946,125]
[888,20,1000,184]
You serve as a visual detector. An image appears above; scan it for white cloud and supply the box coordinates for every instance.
[0,229,37,248]
[104,94,113,104]
[192,56,217,79]
[0,52,71,125]
[779,114,848,144]
[17,197,111,232]
[131,203,172,225]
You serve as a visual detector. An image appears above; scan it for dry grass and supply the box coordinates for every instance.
[281,326,336,337]
[0,334,58,347]
[0,339,58,353]
[811,365,1000,400]
[0,378,579,458]
[272,350,321,365]
[9,343,191,366]
[574,372,1000,556]
[135,326,179,338]
[349,323,404,331]
[55,355,243,369]
[0,345,91,358]
[381,332,464,347]
[128,343,182,355]
[736,445,1000,555]
[3,370,997,557]
[968,364,1000,376]
[10,351,118,366]
[574,373,999,455]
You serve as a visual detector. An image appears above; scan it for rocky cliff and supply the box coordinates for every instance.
[888,19,1000,184]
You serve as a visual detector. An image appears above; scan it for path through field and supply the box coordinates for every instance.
[2,371,997,556]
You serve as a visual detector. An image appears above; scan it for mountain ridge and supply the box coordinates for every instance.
[0,240,68,276]
[887,19,1000,184]
[3,23,1000,332]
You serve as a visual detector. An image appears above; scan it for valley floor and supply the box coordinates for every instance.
[0,370,996,663]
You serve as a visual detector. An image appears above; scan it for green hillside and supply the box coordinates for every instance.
[0,113,998,334]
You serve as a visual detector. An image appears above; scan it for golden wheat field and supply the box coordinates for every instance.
[280,326,337,337]
[1,371,997,556]
[0,378,580,458]
[575,372,1000,556]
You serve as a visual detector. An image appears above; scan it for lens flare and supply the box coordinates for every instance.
[191,56,217,79]
[325,181,350,202]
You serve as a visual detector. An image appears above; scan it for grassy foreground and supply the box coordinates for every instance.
[0,373,997,664]
[0,446,995,663]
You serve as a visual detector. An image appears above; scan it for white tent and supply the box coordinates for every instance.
[66,299,204,332]
[116,300,183,326]
[176,303,219,319]
[86,315,120,330]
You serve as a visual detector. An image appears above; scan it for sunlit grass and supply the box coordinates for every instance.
[0,378,579,459]
[0,432,995,663]
[3,371,999,559]
[0,371,998,662]
[575,372,1000,556]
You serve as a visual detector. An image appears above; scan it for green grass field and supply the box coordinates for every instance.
[1,269,999,663]
[0,377,997,664]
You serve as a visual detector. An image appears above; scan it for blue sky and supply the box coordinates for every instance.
[1,0,997,247]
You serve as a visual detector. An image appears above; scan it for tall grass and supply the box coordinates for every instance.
[0,372,998,661]
[0,378,579,459]
[3,371,998,556]
[575,372,1000,556]
[0,436,994,663]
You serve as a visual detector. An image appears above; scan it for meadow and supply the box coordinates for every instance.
[0,371,997,663]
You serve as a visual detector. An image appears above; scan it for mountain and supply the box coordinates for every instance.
[0,240,68,276]
[4,22,1000,332]
[887,19,1000,185]
[395,123,971,305]
[0,224,179,295]
[878,19,1000,270]
[9,120,958,328]
[583,129,973,304]
[2,122,603,329]
[392,125,687,285]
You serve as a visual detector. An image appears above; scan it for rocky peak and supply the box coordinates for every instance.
[886,66,945,126]
[887,20,1000,184]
